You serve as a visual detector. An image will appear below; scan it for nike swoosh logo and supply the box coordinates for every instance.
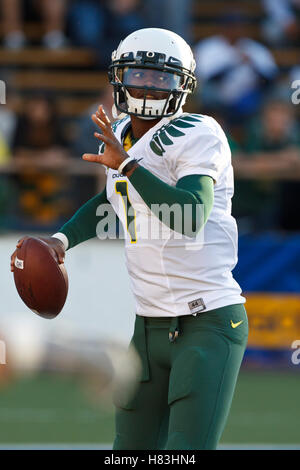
[230,320,244,329]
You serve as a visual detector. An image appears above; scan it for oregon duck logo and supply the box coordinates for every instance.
[150,114,203,156]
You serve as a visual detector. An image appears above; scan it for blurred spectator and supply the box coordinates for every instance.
[68,0,105,49]
[142,0,192,42]
[290,63,300,108]
[0,173,16,230]
[290,62,300,83]
[68,0,146,68]
[244,99,300,156]
[11,95,72,230]
[194,12,278,130]
[262,0,300,46]
[233,99,300,231]
[0,107,16,149]
[0,130,9,164]
[0,91,19,148]
[0,129,14,231]
[69,87,114,205]
[72,86,114,158]
[0,0,68,49]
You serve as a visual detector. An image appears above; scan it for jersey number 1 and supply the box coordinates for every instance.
[115,181,137,243]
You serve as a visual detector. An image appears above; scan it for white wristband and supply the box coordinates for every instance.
[52,233,69,251]
[118,156,136,175]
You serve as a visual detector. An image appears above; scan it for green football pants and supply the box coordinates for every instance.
[113,303,248,450]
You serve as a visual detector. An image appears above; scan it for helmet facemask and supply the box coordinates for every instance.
[109,50,196,119]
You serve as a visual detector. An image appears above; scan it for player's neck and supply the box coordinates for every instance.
[130,115,161,140]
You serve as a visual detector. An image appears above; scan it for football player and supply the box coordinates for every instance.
[11,28,248,450]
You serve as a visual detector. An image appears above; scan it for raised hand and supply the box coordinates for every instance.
[82,105,129,170]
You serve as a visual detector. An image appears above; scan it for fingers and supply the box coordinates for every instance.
[50,246,65,265]
[57,252,65,264]
[10,236,66,273]
[49,247,64,265]
[92,115,114,139]
[54,241,65,265]
[92,105,113,137]
[93,132,112,144]
[82,153,104,163]
[39,237,65,265]
[10,250,17,272]
[82,134,112,163]
[97,104,111,124]
[16,236,28,248]
[11,236,28,272]
[55,248,65,264]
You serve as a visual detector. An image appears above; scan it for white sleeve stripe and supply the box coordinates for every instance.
[176,169,218,183]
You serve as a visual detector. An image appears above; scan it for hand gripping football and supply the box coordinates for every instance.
[13,237,68,319]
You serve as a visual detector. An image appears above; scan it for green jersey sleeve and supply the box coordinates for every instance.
[128,166,214,237]
[58,187,111,250]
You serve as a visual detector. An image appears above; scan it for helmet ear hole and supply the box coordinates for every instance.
[167,94,177,113]
[119,88,126,107]
[167,102,175,114]
[190,78,197,93]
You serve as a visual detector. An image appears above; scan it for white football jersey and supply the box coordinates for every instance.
[102,113,245,317]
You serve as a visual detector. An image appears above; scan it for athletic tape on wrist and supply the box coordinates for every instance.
[118,156,136,175]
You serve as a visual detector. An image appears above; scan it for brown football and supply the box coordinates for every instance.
[13,237,68,319]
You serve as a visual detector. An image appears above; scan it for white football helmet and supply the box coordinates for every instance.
[109,28,197,120]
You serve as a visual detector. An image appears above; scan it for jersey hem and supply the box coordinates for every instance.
[134,295,246,318]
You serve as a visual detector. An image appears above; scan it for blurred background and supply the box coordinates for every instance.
[0,0,300,450]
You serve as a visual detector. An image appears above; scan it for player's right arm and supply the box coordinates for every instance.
[52,187,110,250]
[10,188,110,272]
